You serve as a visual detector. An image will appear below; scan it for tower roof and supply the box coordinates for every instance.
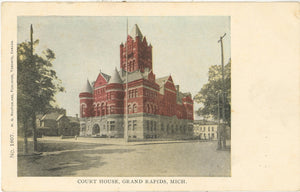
[94,71,111,88]
[99,71,111,82]
[130,24,143,39]
[82,79,93,93]
[108,68,123,84]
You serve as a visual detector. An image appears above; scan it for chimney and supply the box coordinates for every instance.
[175,85,179,97]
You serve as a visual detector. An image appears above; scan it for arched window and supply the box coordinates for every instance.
[128,61,132,71]
[132,60,135,71]
[101,103,105,116]
[81,104,87,117]
[97,104,100,116]
[128,104,132,113]
[147,104,150,113]
[133,104,137,113]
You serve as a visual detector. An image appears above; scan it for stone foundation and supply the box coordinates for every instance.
[80,113,193,139]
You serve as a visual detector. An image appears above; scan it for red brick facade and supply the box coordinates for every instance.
[79,24,193,138]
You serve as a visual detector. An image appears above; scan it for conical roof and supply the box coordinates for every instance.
[130,24,143,39]
[82,79,93,93]
[108,68,122,84]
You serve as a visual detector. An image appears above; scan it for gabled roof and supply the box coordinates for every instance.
[100,71,111,82]
[155,76,169,87]
[130,24,143,39]
[40,112,63,121]
[94,71,111,88]
[167,75,174,82]
[108,68,122,84]
[56,114,65,121]
[82,79,93,93]
[119,69,144,83]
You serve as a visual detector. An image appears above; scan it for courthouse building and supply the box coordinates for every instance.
[79,24,194,139]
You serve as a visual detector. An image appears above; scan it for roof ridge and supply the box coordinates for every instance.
[130,24,143,39]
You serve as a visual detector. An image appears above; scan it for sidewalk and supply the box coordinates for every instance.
[39,136,201,146]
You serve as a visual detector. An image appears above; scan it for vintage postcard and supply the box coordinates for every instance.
[2,2,299,191]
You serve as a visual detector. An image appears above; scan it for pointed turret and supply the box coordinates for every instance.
[130,24,143,39]
[108,68,122,84]
[79,79,94,118]
[82,79,93,93]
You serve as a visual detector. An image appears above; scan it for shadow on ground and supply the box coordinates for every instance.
[36,141,110,152]
[18,141,135,176]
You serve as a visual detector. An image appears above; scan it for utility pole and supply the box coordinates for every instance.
[30,24,38,152]
[218,33,226,149]
[124,18,128,143]
[217,93,221,149]
[30,24,33,57]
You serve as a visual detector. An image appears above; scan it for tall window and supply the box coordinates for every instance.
[150,121,153,131]
[133,104,137,113]
[134,89,138,97]
[109,121,115,131]
[81,104,87,117]
[109,106,114,114]
[128,104,132,113]
[133,60,135,71]
[133,120,137,131]
[129,89,138,98]
[97,104,100,116]
[146,120,149,131]
[101,103,105,116]
[128,121,132,130]
[107,92,111,100]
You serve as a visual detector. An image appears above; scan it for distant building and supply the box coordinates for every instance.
[36,112,80,136]
[193,120,218,140]
[79,24,194,139]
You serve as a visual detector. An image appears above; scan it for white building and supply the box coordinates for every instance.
[193,120,218,140]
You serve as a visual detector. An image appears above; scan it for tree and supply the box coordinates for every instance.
[17,34,64,154]
[194,59,231,146]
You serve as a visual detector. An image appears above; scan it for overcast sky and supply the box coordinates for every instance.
[18,16,231,118]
